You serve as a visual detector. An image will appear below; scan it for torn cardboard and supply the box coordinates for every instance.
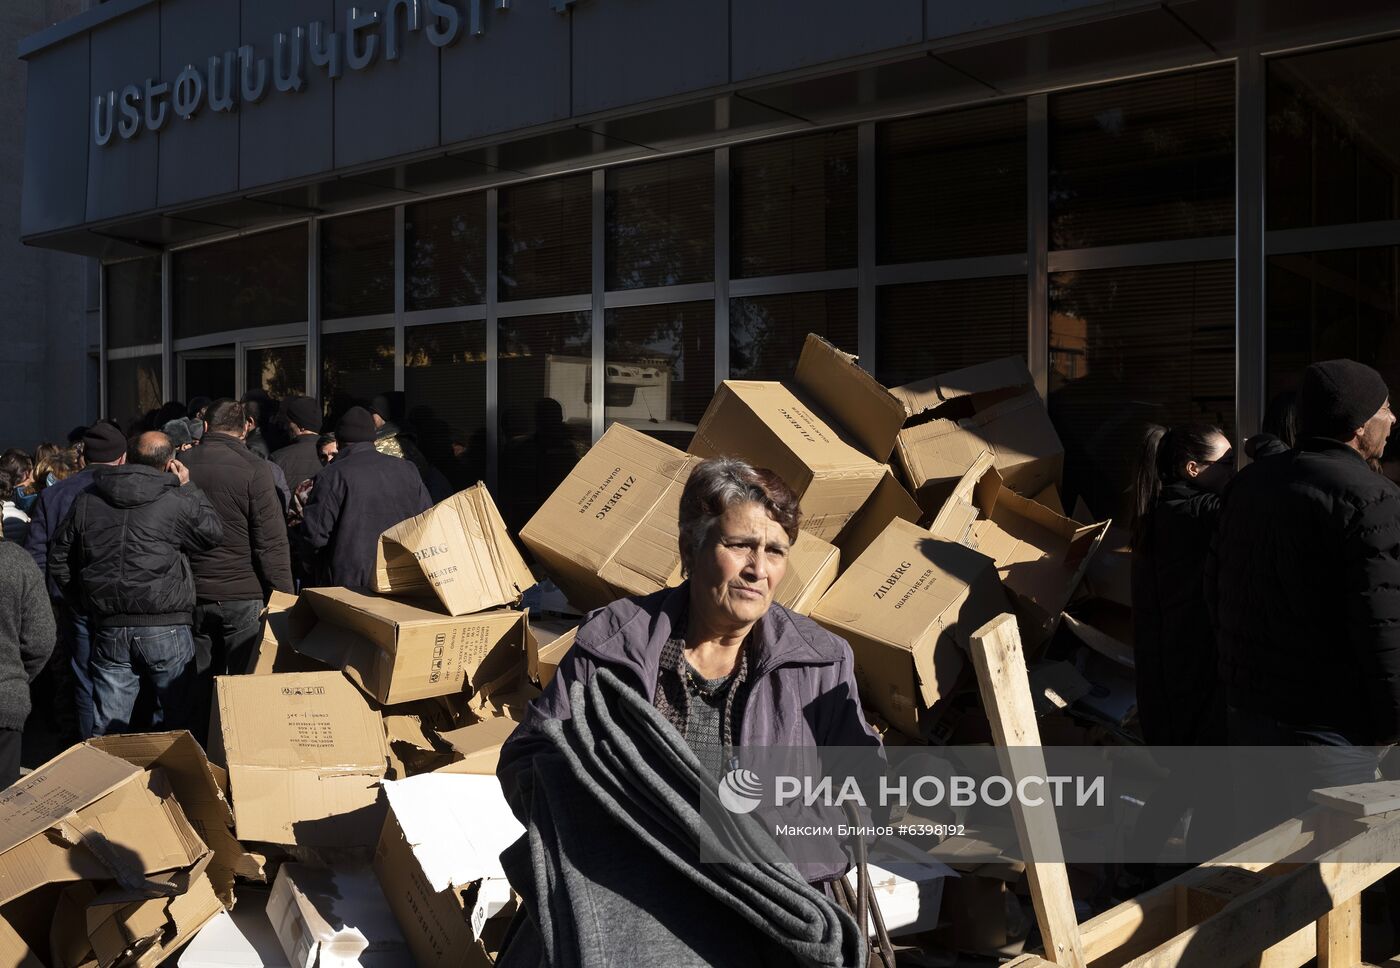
[930,451,1108,648]
[832,470,923,568]
[434,718,519,777]
[177,887,290,967]
[268,864,409,967]
[811,519,1007,740]
[520,424,698,613]
[210,672,389,848]
[375,484,535,617]
[374,774,525,967]
[689,336,901,541]
[286,588,528,706]
[890,357,1064,509]
[772,532,840,616]
[252,592,329,677]
[525,617,579,687]
[52,864,222,968]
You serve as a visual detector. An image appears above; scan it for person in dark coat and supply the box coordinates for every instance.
[181,399,295,738]
[0,542,55,788]
[297,407,432,592]
[23,422,127,741]
[1125,422,1233,885]
[48,432,223,735]
[271,395,325,493]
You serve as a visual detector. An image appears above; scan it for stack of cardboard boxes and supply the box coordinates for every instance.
[0,332,1134,964]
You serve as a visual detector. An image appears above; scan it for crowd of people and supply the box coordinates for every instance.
[0,392,438,783]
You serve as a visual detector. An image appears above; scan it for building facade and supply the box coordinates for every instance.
[18,0,1400,522]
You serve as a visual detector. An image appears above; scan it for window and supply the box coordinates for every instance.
[405,322,488,492]
[106,258,162,349]
[497,311,592,531]
[245,344,306,401]
[875,278,1027,388]
[732,130,857,278]
[1050,67,1235,249]
[322,211,395,319]
[498,175,591,302]
[1268,38,1400,230]
[878,102,1027,263]
[1267,247,1400,400]
[174,226,308,339]
[606,155,714,290]
[406,194,488,310]
[1049,261,1235,522]
[107,355,162,431]
[320,329,395,425]
[604,302,713,450]
[728,290,857,381]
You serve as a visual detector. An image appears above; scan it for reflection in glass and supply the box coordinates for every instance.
[876,278,1027,388]
[245,344,307,401]
[604,303,714,451]
[320,329,395,426]
[1049,66,1234,249]
[1048,262,1235,523]
[732,130,857,278]
[405,322,488,492]
[1267,247,1400,402]
[406,194,487,310]
[107,355,163,431]
[1267,38,1400,230]
[322,211,395,319]
[878,102,1027,264]
[606,155,714,290]
[497,312,592,532]
[174,226,308,340]
[106,258,162,349]
[728,291,857,382]
[499,175,591,302]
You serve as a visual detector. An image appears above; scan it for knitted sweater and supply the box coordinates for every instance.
[0,542,56,730]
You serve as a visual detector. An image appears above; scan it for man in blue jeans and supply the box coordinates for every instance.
[48,431,222,735]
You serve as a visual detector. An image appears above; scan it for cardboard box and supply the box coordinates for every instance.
[50,864,223,968]
[268,863,409,967]
[847,838,954,939]
[210,672,389,848]
[930,451,1108,648]
[434,718,519,777]
[251,592,331,677]
[811,519,1007,740]
[689,336,904,541]
[772,532,840,616]
[890,357,1064,508]
[832,470,923,568]
[86,731,261,907]
[374,774,525,968]
[375,484,535,617]
[178,887,291,967]
[528,626,575,689]
[520,424,699,613]
[524,617,580,687]
[286,588,528,706]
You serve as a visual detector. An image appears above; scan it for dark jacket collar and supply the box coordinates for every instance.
[201,431,246,449]
[572,582,846,699]
[1299,436,1370,466]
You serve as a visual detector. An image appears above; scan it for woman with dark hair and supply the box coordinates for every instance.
[1245,390,1297,460]
[1127,422,1233,886]
[0,451,36,515]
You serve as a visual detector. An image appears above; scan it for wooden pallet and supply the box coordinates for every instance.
[969,613,1400,968]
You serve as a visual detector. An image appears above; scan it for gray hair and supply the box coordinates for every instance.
[677,457,801,575]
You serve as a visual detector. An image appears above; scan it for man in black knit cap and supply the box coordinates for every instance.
[297,406,431,592]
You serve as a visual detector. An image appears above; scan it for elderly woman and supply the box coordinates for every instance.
[500,457,880,781]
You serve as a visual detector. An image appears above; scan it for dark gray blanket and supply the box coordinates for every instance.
[498,667,864,968]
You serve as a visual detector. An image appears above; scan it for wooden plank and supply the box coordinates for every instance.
[1311,781,1400,818]
[1116,810,1400,968]
[970,614,1087,968]
[1179,868,1315,968]
[1318,892,1362,968]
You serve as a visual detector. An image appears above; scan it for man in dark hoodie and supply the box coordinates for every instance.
[298,406,431,592]
[48,432,223,735]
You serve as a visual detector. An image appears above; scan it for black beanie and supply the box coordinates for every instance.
[285,396,323,433]
[82,422,127,463]
[1297,359,1390,439]
[336,406,377,444]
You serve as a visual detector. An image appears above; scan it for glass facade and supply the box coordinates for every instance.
[106,39,1400,527]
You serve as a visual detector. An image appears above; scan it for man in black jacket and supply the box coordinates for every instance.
[271,395,325,493]
[48,432,223,735]
[299,406,432,592]
[1208,360,1400,820]
[182,399,294,730]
